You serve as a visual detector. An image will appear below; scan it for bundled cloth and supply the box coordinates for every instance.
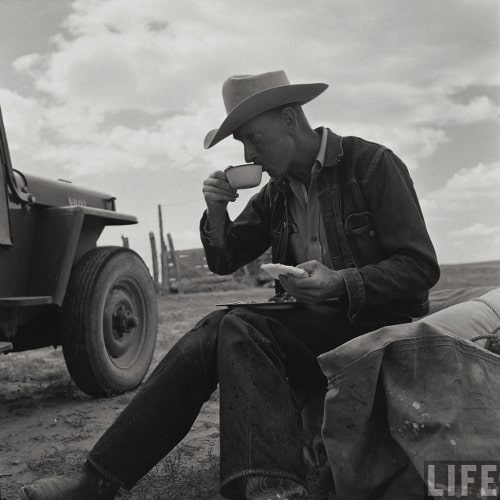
[318,287,500,500]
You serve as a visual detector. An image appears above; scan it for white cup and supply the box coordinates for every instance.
[224,164,263,189]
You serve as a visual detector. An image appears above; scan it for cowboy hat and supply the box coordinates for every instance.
[204,70,328,149]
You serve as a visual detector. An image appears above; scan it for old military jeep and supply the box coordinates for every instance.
[0,106,158,396]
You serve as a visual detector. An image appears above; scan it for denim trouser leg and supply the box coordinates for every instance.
[87,310,227,489]
[86,304,403,497]
[217,309,308,498]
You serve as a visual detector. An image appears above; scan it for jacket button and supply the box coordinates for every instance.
[311,236,318,242]
[369,230,376,237]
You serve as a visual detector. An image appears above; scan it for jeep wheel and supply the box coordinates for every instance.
[62,246,158,396]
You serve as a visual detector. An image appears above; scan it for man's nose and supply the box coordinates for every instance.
[244,144,258,164]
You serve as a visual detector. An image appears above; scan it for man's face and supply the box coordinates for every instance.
[233,111,295,180]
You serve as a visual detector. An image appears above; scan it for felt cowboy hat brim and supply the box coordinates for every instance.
[204,71,328,149]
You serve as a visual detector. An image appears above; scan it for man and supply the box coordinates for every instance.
[20,70,439,500]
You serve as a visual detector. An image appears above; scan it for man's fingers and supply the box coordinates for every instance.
[281,274,321,289]
[202,171,241,207]
[278,275,295,295]
[203,191,238,201]
[204,191,238,202]
[203,185,237,200]
[296,260,322,273]
[203,184,238,197]
[202,179,238,203]
[289,278,322,289]
[209,170,229,180]
[203,177,236,193]
[279,275,323,302]
[280,275,316,296]
[204,175,230,186]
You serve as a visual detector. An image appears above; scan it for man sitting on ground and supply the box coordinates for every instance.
[20,70,439,500]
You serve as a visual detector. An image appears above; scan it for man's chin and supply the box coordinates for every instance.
[265,169,285,181]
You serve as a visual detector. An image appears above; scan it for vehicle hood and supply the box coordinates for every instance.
[18,172,115,210]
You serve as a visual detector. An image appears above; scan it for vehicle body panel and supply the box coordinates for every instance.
[0,105,139,350]
[0,161,12,246]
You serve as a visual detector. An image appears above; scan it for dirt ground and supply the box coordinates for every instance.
[2,260,497,499]
[1,287,331,500]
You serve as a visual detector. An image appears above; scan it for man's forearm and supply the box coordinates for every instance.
[205,207,228,248]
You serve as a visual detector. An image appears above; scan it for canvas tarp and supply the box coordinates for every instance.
[318,287,500,499]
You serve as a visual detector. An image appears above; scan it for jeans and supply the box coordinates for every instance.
[87,303,409,499]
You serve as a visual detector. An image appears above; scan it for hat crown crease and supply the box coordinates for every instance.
[222,70,290,113]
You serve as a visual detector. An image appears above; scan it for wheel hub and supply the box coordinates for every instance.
[112,304,139,338]
[104,287,144,361]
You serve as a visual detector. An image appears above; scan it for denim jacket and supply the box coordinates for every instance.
[200,129,440,321]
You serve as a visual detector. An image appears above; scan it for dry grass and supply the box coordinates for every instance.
[432,259,500,291]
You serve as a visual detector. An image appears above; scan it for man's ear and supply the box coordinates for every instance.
[281,106,298,133]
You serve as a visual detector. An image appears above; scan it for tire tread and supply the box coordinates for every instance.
[62,246,155,396]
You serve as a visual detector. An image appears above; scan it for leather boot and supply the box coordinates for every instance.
[246,475,308,499]
[18,463,119,500]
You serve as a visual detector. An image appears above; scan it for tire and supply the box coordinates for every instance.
[62,246,158,396]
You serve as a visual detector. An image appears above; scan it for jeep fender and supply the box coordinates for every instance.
[28,205,137,306]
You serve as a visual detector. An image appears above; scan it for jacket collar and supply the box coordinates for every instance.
[317,127,343,168]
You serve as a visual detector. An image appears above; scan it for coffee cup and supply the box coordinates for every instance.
[224,163,263,189]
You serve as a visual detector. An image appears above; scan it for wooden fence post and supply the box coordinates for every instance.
[167,232,181,291]
[158,205,170,293]
[149,231,160,292]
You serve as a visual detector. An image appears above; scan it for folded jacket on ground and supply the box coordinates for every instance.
[318,286,500,500]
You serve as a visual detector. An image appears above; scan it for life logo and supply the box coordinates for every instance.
[425,461,500,498]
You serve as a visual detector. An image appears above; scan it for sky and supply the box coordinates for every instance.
[0,0,499,269]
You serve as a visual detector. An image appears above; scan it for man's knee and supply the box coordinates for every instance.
[218,308,285,360]
[220,308,276,340]
[172,309,228,358]
[192,309,228,333]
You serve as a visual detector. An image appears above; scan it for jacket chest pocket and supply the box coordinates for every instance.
[344,212,385,264]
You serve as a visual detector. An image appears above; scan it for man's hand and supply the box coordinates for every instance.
[279,260,346,304]
[202,170,238,228]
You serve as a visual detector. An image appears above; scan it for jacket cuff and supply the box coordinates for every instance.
[200,210,227,249]
[339,267,366,322]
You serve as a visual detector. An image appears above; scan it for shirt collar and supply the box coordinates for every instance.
[318,127,343,168]
[315,127,328,167]
[285,127,328,185]
[287,128,328,205]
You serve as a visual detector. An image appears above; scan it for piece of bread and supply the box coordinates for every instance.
[260,263,309,280]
